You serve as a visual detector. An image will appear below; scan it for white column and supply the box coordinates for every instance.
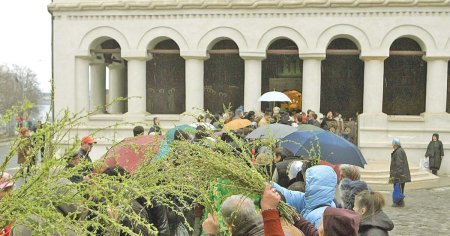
[243,57,263,112]
[425,58,449,113]
[75,56,90,113]
[362,57,386,114]
[301,56,324,113]
[90,61,106,113]
[125,57,147,114]
[108,61,126,114]
[184,56,205,114]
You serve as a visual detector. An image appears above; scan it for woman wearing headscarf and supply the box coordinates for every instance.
[425,133,444,175]
[389,138,411,207]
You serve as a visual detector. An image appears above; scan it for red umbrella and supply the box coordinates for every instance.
[102,135,162,173]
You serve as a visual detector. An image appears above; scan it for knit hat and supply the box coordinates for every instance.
[322,208,360,236]
[392,138,401,146]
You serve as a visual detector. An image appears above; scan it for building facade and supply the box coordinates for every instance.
[49,0,450,173]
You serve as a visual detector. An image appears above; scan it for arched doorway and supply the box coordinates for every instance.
[320,38,364,119]
[383,38,427,115]
[204,39,244,114]
[147,39,185,114]
[262,39,302,113]
[90,38,127,114]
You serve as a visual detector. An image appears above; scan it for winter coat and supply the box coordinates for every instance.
[426,140,444,170]
[273,165,337,228]
[17,136,34,164]
[389,147,411,183]
[136,197,170,236]
[231,215,264,236]
[359,211,394,236]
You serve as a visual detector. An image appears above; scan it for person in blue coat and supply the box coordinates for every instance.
[273,165,337,228]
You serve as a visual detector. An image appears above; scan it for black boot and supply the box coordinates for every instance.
[432,170,438,175]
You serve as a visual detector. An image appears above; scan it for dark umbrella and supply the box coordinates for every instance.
[245,123,297,139]
[281,130,366,167]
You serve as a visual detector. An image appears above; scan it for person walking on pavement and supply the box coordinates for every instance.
[425,133,444,175]
[17,127,35,177]
[389,138,411,207]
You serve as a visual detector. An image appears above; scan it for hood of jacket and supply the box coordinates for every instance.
[304,165,337,211]
[360,211,394,232]
[302,165,337,227]
[339,178,369,210]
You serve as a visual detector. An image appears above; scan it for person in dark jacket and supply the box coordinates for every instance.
[287,160,306,192]
[389,138,411,207]
[425,133,444,175]
[354,190,394,236]
[148,117,162,135]
[272,147,297,188]
[202,195,264,236]
[77,136,97,163]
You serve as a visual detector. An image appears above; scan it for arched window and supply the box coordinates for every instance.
[262,39,302,112]
[204,39,244,114]
[383,38,426,115]
[321,38,363,119]
[147,39,185,114]
[90,39,127,114]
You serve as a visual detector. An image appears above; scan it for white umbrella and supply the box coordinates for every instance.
[258,91,291,102]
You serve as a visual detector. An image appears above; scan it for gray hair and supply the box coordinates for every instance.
[221,195,258,226]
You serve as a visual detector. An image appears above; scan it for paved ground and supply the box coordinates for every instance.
[377,185,450,235]
[0,139,19,172]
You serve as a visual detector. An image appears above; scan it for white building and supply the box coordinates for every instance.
[49,0,450,175]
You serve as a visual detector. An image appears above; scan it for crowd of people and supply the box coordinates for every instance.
[0,106,444,236]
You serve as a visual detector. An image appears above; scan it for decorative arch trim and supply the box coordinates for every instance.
[446,37,450,51]
[78,26,130,53]
[380,25,437,52]
[137,26,189,52]
[257,26,308,52]
[197,26,248,52]
[316,24,371,53]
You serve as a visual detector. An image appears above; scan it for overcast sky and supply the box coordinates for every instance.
[0,0,52,92]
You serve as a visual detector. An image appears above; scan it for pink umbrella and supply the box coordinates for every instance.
[102,135,162,173]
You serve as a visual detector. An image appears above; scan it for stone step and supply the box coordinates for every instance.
[360,160,440,190]
[361,168,424,177]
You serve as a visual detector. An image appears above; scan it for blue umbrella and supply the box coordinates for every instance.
[165,124,196,141]
[281,130,366,167]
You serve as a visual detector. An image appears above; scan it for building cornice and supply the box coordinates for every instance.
[48,0,450,12]
[53,10,450,21]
